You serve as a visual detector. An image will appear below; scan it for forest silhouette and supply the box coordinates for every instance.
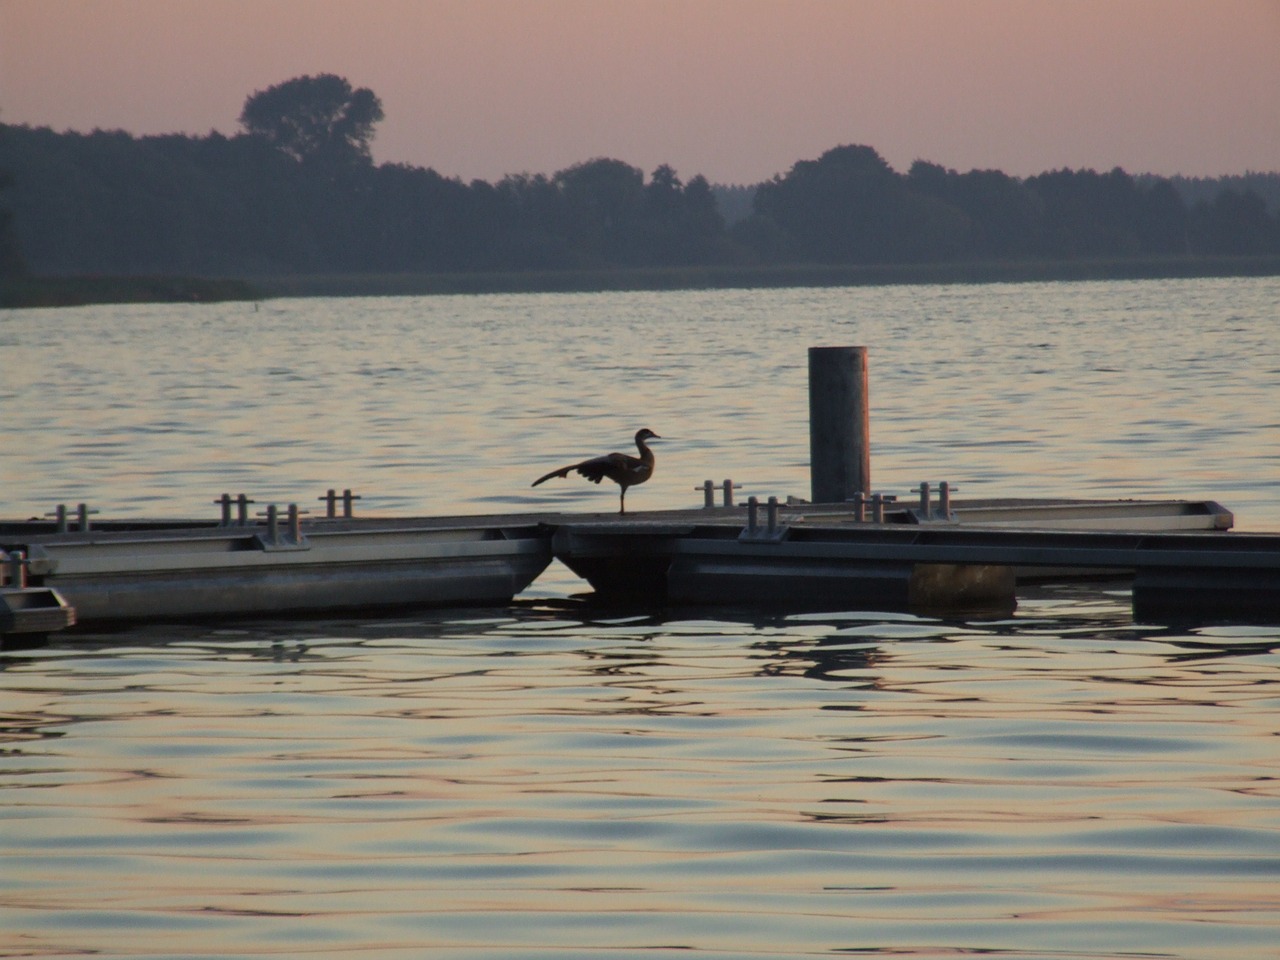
[2,74,1278,285]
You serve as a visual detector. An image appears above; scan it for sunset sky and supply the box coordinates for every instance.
[3,0,1278,186]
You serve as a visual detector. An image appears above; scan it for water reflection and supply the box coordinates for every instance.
[3,595,1279,958]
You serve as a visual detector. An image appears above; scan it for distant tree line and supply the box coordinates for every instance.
[2,74,1278,279]
[0,162,24,276]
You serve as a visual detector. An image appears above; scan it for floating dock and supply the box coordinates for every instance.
[2,509,554,640]
[6,346,1278,638]
[6,492,1277,642]
[551,497,1280,621]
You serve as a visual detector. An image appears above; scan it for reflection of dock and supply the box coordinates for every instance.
[7,494,1280,641]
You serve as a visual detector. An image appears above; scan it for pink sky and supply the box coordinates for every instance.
[3,0,1278,185]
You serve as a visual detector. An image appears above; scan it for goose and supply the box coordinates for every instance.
[531,428,660,514]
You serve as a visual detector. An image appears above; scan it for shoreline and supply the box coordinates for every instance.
[5,254,1279,308]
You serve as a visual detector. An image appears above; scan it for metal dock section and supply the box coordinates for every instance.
[3,513,554,634]
[550,497,1280,622]
[3,495,1273,638]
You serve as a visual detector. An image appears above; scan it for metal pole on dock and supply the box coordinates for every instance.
[809,346,870,503]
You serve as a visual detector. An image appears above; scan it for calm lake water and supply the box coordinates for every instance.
[3,278,1280,958]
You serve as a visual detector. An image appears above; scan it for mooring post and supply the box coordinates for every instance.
[697,480,715,509]
[342,489,360,518]
[809,346,870,503]
[917,482,931,517]
[321,488,338,519]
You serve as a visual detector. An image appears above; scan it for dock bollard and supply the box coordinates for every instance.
[766,496,780,534]
[319,488,360,519]
[265,504,279,545]
[213,493,257,527]
[746,496,760,535]
[45,503,99,533]
[915,482,930,518]
[939,481,953,518]
[287,503,302,542]
[696,480,740,509]
[872,493,885,523]
[854,492,867,522]
[697,480,715,509]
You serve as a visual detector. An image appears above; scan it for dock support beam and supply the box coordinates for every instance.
[809,346,870,504]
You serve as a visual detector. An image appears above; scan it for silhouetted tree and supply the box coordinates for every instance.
[1160,173,1280,218]
[1189,188,1280,255]
[710,183,756,226]
[676,173,728,262]
[1134,178,1188,254]
[1025,167,1147,257]
[908,161,1042,258]
[640,166,725,264]
[3,112,1277,278]
[361,162,483,271]
[493,173,575,268]
[554,158,646,265]
[0,153,25,276]
[756,145,968,263]
[239,74,384,169]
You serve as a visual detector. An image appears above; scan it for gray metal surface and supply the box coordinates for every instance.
[551,501,1279,621]
[6,519,555,626]
[0,497,1258,628]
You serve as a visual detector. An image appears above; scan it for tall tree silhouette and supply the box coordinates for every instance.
[755,145,936,263]
[239,74,384,169]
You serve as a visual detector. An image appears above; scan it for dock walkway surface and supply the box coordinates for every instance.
[4,496,1279,640]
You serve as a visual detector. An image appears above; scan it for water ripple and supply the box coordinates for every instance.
[4,281,1280,957]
